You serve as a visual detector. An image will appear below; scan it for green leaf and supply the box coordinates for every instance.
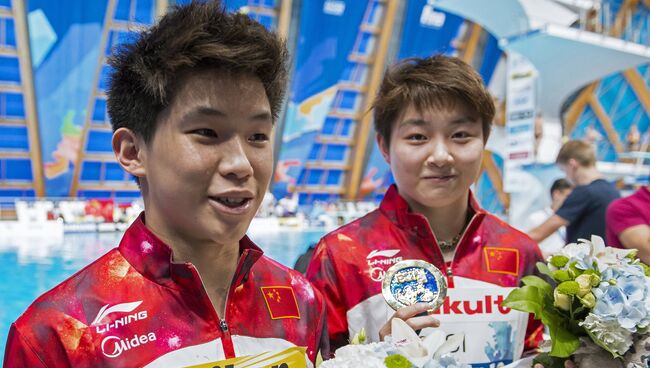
[503,286,544,317]
[539,306,566,328]
[537,262,554,278]
[548,323,580,357]
[521,275,553,297]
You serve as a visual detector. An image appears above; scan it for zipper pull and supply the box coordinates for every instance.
[446,266,455,288]
[220,319,228,332]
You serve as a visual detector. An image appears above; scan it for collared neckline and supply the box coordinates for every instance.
[118,212,264,289]
[379,184,484,230]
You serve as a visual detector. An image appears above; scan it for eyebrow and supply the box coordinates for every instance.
[192,106,273,122]
[399,115,479,127]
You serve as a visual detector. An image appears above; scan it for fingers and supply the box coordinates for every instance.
[404,314,440,331]
[393,303,433,320]
[378,304,440,341]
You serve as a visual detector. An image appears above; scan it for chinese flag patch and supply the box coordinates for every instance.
[484,247,519,276]
[261,286,301,319]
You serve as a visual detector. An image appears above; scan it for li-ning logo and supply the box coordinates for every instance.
[367,249,403,282]
[366,249,402,266]
[91,301,147,334]
[101,333,157,358]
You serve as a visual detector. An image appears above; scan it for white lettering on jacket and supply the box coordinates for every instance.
[101,333,157,358]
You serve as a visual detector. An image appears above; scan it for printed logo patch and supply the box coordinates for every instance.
[101,332,156,358]
[366,249,400,259]
[484,247,519,276]
[261,286,300,320]
[92,301,143,325]
[91,301,147,334]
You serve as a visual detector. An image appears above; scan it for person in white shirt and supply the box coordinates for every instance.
[524,178,573,258]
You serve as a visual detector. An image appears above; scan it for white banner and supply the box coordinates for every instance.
[504,52,537,193]
[421,279,528,367]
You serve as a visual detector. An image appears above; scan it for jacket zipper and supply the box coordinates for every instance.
[219,281,235,358]
[447,213,479,288]
[188,252,248,359]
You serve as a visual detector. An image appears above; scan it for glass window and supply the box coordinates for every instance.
[4,158,32,180]
[86,130,113,153]
[80,161,102,181]
[325,169,342,185]
[306,168,324,185]
[0,125,28,150]
[104,162,126,181]
[92,98,108,123]
[323,144,347,161]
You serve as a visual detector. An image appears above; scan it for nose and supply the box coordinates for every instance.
[426,138,453,167]
[219,137,254,180]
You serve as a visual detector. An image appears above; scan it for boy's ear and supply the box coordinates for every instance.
[376,133,390,164]
[112,128,147,178]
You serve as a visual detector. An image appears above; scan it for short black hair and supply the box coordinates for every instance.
[107,0,289,142]
[550,178,573,195]
[372,55,495,146]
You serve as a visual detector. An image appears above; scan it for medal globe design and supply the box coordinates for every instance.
[382,260,447,311]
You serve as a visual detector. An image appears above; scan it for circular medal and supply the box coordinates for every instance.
[382,260,447,311]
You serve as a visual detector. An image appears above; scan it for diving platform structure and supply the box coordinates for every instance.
[437,0,650,182]
[0,0,44,204]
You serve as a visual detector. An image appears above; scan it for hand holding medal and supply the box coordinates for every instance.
[382,260,447,311]
[378,260,448,341]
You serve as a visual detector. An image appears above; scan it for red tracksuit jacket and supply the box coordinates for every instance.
[4,214,327,367]
[307,185,542,364]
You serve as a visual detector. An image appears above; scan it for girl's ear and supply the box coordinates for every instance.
[377,133,390,164]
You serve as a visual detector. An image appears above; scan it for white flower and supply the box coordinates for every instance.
[594,246,636,272]
[388,318,466,367]
[579,313,634,356]
[589,235,606,256]
[321,342,389,368]
[322,319,468,368]
[553,288,572,311]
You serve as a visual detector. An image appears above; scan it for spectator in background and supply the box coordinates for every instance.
[293,243,317,274]
[523,178,573,258]
[606,184,650,263]
[529,140,620,244]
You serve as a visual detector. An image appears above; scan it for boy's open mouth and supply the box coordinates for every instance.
[211,196,252,208]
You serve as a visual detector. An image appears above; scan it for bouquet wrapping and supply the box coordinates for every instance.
[503,236,650,367]
[319,318,468,368]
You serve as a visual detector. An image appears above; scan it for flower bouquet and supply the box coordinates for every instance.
[503,236,650,368]
[319,318,468,368]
